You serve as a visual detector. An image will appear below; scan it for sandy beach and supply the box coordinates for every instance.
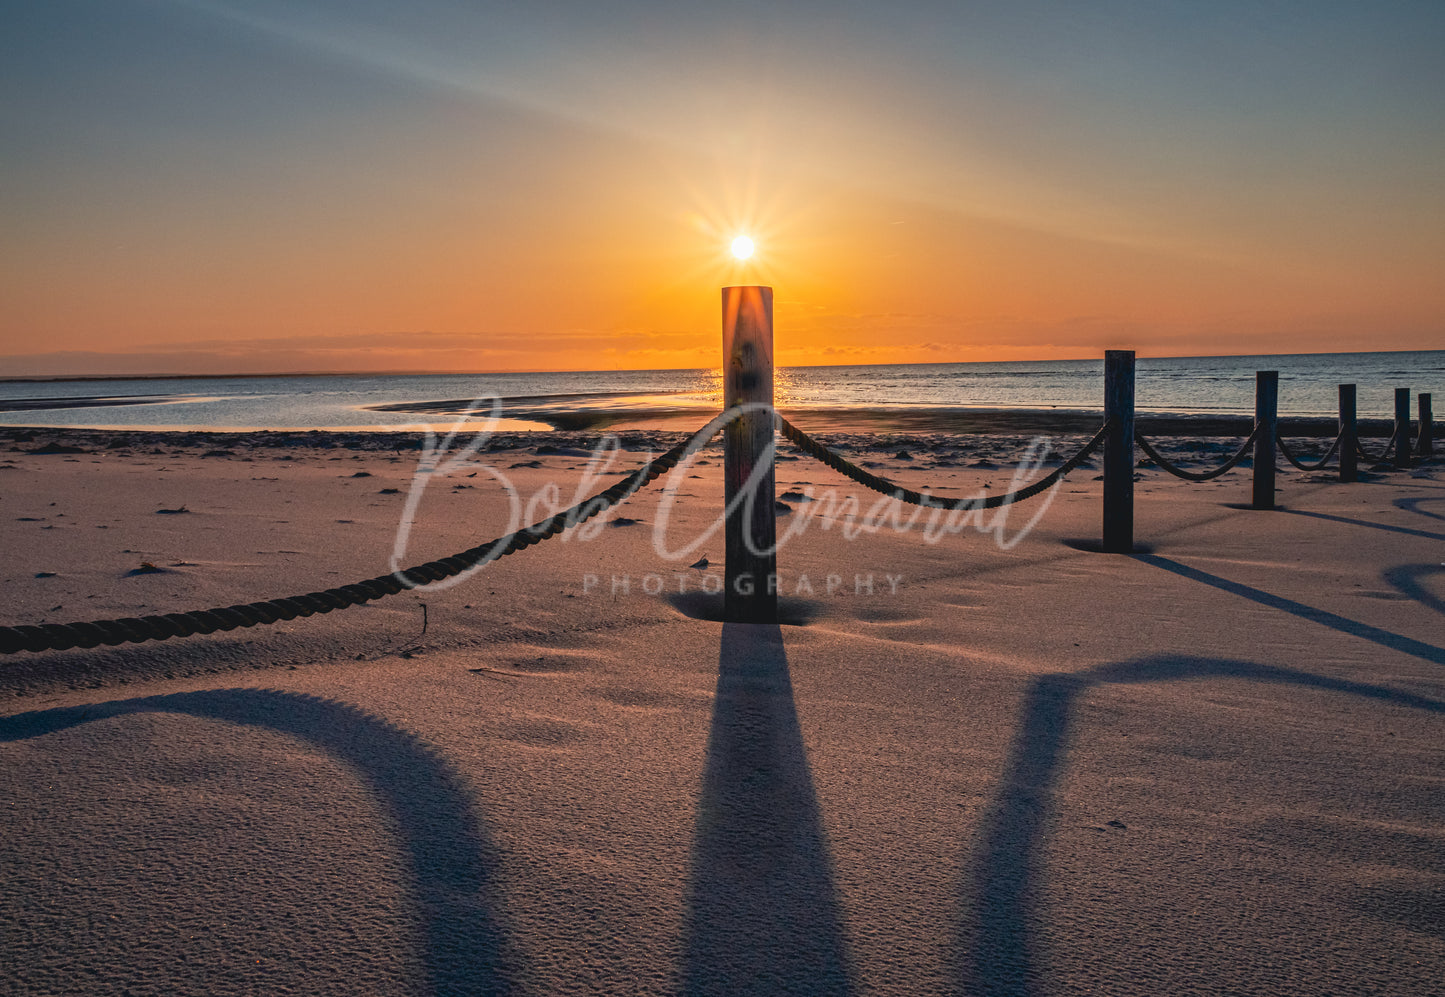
[1,421,1441,995]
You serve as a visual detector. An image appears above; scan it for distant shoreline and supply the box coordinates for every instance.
[0,408,1398,442]
[1,346,1438,384]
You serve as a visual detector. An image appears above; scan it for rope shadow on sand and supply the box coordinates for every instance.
[960,654,1445,997]
[680,622,853,996]
[1395,494,1445,522]
[1383,563,1445,617]
[0,688,512,997]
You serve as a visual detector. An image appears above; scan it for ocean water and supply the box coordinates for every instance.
[1,350,1440,431]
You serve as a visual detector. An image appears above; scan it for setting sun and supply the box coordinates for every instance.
[730,235,755,260]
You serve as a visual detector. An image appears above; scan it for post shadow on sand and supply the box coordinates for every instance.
[680,623,853,996]
[959,654,1445,997]
[1137,553,1445,666]
[0,689,513,997]
[1281,507,1445,543]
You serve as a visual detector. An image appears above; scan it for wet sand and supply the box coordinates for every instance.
[0,394,194,413]
[0,391,1403,437]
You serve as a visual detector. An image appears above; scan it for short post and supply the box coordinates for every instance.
[1393,387,1412,468]
[1102,350,1135,553]
[1252,371,1278,510]
[1338,384,1358,483]
[1418,393,1434,457]
[722,285,777,623]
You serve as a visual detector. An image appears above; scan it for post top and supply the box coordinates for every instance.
[722,285,773,292]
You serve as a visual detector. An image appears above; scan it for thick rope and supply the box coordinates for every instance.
[1356,424,1400,463]
[0,409,741,655]
[1276,430,1342,472]
[1134,425,1260,482]
[776,415,1111,509]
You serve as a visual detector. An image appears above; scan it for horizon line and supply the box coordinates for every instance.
[2,346,1442,385]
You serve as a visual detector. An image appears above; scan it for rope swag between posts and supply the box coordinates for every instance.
[1277,432,1343,472]
[0,409,743,655]
[0,411,1103,655]
[1355,426,1399,464]
[1135,426,1263,482]
[777,416,1110,509]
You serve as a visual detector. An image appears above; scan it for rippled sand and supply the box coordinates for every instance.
[1,426,1441,995]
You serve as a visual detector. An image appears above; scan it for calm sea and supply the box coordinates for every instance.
[1,350,1440,432]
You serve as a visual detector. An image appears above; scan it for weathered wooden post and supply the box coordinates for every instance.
[722,285,777,623]
[1252,371,1278,510]
[1393,387,1412,468]
[1418,393,1434,457]
[1102,350,1135,553]
[1338,384,1358,483]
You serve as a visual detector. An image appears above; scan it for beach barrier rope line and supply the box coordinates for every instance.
[0,409,744,656]
[1141,418,1414,479]
[1133,426,1261,482]
[776,415,1113,508]
[7,405,1419,657]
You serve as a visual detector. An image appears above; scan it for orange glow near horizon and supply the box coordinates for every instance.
[4,152,1441,380]
[3,5,1442,381]
[5,124,1438,381]
[5,73,1439,375]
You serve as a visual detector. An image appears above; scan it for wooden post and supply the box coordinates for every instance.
[722,285,777,623]
[1252,371,1278,510]
[1418,393,1434,457]
[1102,350,1135,553]
[1338,384,1358,483]
[1393,387,1412,468]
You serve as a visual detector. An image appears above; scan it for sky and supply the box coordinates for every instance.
[2,0,1442,376]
